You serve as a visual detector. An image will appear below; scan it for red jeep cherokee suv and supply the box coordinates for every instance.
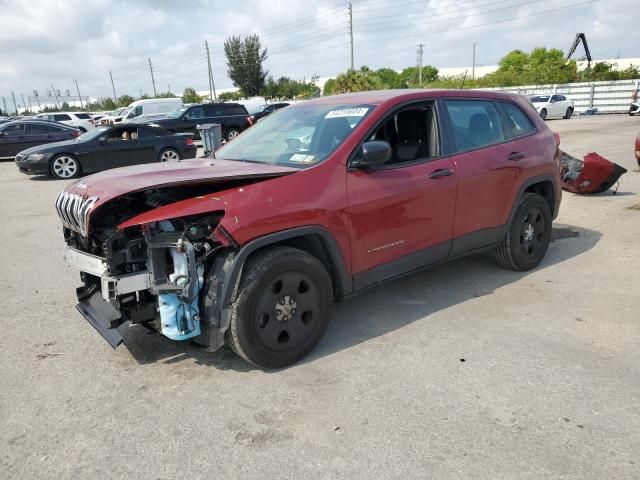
[56,89,561,368]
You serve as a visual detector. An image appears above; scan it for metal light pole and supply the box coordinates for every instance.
[472,42,477,80]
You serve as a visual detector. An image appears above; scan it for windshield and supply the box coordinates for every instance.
[215,103,374,168]
[78,127,109,141]
[167,107,188,118]
[530,95,550,103]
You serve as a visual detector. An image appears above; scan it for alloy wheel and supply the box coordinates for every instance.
[52,156,78,178]
[160,149,180,162]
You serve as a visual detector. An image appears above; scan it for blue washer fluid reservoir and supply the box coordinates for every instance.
[159,293,201,341]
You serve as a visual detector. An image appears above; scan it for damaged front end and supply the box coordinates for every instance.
[55,181,247,351]
[63,211,235,350]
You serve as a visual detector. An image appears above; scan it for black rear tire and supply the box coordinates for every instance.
[495,193,552,271]
[563,107,573,119]
[226,246,333,368]
[540,109,548,120]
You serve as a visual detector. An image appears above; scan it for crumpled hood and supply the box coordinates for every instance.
[63,158,298,210]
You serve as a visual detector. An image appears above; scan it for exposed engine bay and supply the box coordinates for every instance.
[56,178,271,350]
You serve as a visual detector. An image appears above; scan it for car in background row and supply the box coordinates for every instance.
[37,112,96,132]
[0,120,79,159]
[149,102,252,141]
[101,107,128,125]
[629,101,640,116]
[530,94,574,120]
[250,102,290,122]
[15,123,196,179]
[120,98,183,123]
[635,131,640,167]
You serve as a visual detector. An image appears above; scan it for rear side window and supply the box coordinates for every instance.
[54,114,71,121]
[185,107,204,119]
[443,99,505,153]
[500,102,536,139]
[25,123,51,134]
[221,104,248,115]
[74,113,91,119]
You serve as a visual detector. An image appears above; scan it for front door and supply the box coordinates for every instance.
[346,102,458,290]
[86,127,141,172]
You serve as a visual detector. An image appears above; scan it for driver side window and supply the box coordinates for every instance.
[362,102,439,166]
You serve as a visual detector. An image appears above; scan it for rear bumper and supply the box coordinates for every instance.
[183,146,197,159]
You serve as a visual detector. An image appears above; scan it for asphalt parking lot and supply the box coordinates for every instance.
[1,115,639,479]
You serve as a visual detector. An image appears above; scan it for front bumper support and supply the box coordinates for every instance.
[76,291,130,348]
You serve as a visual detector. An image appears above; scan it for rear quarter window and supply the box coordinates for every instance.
[499,102,536,139]
[223,104,248,115]
[74,113,91,119]
[54,114,71,121]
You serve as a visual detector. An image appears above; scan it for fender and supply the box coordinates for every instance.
[508,173,560,223]
[195,225,353,352]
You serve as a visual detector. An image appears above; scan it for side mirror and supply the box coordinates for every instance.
[352,140,392,168]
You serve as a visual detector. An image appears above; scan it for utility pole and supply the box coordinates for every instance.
[33,90,41,110]
[472,42,477,80]
[205,40,217,101]
[11,91,18,115]
[74,80,84,109]
[348,2,354,70]
[20,93,27,112]
[51,84,60,108]
[148,58,157,97]
[417,43,425,85]
[2,97,8,115]
[109,70,117,102]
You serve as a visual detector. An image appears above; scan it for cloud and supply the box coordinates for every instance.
[0,0,636,106]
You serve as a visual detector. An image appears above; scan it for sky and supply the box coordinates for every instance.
[0,0,637,108]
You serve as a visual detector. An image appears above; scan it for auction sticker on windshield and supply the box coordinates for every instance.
[325,107,369,118]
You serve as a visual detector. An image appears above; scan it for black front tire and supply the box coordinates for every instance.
[495,193,552,271]
[226,246,333,368]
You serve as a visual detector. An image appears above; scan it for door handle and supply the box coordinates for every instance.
[429,168,453,179]
[507,152,525,161]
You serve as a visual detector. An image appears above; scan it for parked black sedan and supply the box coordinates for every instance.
[250,102,290,122]
[15,123,196,179]
[0,120,79,159]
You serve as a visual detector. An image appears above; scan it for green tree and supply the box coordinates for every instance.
[182,87,203,103]
[334,66,384,93]
[101,98,117,110]
[323,78,337,96]
[218,91,243,102]
[224,34,268,97]
[375,68,402,88]
[61,102,70,111]
[117,95,135,108]
[398,65,439,87]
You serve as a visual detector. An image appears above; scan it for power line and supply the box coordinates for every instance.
[355,0,598,43]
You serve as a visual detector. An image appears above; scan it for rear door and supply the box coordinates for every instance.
[440,98,520,253]
[346,101,458,289]
[0,123,27,157]
[23,123,52,150]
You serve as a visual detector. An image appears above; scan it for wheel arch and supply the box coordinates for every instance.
[509,174,558,224]
[220,226,352,313]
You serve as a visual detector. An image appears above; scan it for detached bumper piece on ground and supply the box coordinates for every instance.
[560,151,627,194]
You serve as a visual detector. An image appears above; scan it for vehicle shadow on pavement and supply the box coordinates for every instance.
[304,223,602,366]
[120,223,600,371]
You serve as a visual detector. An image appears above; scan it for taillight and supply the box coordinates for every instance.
[72,130,81,137]
[89,119,94,125]
[553,131,560,146]
[247,116,253,126]
[186,137,194,145]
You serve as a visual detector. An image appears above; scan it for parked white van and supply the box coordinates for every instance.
[120,98,183,123]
